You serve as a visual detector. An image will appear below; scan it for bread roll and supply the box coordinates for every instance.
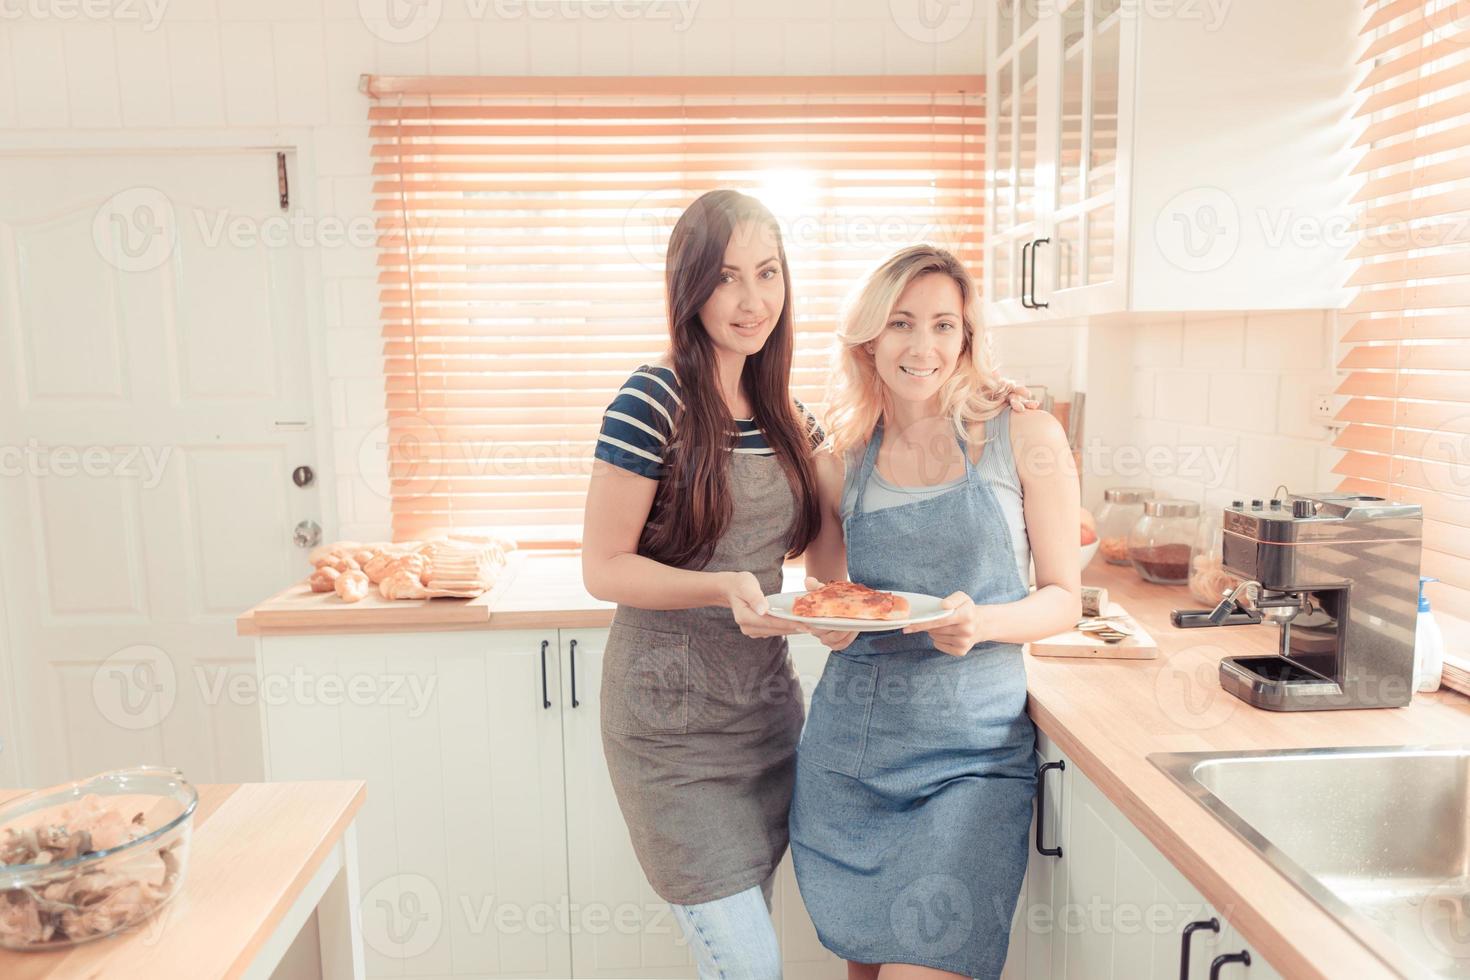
[335,570,370,603]
[308,567,340,592]
[379,569,430,600]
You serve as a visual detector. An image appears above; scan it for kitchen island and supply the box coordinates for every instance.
[237,557,1470,980]
[0,780,365,980]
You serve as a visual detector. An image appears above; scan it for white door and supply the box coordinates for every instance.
[0,150,321,787]
[560,629,844,980]
[259,630,574,979]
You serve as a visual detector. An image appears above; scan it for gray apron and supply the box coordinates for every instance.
[601,453,805,907]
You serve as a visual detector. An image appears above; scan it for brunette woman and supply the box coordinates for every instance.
[790,245,1082,980]
[581,190,823,978]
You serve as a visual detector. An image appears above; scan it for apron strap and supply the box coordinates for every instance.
[843,423,885,519]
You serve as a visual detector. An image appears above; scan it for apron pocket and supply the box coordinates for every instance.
[601,623,690,735]
[800,653,876,777]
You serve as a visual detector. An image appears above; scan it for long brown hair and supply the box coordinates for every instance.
[639,190,821,569]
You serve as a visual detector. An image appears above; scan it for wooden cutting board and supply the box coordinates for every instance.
[1026,601,1159,659]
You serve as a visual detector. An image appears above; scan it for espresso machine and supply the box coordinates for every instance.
[1171,493,1423,711]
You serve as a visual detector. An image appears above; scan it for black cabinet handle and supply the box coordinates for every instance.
[1031,237,1050,309]
[540,639,551,709]
[1179,918,1220,979]
[1209,951,1251,978]
[569,639,581,708]
[1035,759,1065,857]
[1020,240,1035,308]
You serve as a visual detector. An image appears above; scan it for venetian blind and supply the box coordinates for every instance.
[365,75,984,546]
[1340,1,1470,679]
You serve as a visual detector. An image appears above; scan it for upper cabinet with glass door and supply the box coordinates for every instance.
[983,0,1360,325]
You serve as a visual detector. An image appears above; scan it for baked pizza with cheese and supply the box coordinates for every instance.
[792,581,910,621]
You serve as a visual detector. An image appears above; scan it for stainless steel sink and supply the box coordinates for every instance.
[1151,745,1470,979]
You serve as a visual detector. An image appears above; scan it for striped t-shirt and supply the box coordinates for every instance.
[595,364,822,479]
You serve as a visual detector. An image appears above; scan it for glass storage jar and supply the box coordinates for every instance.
[1188,508,1244,605]
[1096,486,1153,565]
[1127,499,1200,585]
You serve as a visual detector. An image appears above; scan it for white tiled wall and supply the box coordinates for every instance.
[1123,311,1342,514]
[1,0,986,541]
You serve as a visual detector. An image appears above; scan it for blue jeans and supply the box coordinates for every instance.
[669,875,780,980]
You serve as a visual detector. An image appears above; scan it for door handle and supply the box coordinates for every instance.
[1179,918,1220,979]
[1020,240,1035,308]
[540,639,551,709]
[569,639,580,708]
[1031,237,1050,309]
[1035,759,1065,857]
[1209,951,1251,978]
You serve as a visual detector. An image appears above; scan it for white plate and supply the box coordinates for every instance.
[764,590,953,632]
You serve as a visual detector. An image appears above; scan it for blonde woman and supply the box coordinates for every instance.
[789,245,1082,980]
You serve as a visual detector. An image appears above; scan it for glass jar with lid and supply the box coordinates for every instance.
[1127,499,1200,585]
[1188,507,1244,604]
[1096,486,1153,565]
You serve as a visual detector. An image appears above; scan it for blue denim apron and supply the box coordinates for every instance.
[789,412,1037,979]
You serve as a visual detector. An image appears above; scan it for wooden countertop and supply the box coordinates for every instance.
[235,555,1470,978]
[236,550,806,635]
[1025,564,1470,980]
[0,780,365,979]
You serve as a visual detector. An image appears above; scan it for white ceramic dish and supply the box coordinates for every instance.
[764,590,953,632]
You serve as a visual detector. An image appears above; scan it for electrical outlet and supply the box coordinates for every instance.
[1311,391,1336,424]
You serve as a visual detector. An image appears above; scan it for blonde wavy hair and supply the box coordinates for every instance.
[823,245,1013,457]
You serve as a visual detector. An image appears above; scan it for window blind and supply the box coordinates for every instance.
[365,75,984,546]
[1340,0,1470,684]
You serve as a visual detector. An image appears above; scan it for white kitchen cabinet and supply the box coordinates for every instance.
[1014,736,1285,980]
[257,628,842,980]
[983,0,1358,324]
[258,630,573,979]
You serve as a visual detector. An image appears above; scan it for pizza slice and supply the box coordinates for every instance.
[792,581,910,621]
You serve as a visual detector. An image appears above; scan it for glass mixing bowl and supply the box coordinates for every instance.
[0,766,197,950]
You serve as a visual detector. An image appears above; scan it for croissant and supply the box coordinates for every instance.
[335,570,370,603]
[379,569,430,600]
[308,567,340,592]
[360,551,395,584]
